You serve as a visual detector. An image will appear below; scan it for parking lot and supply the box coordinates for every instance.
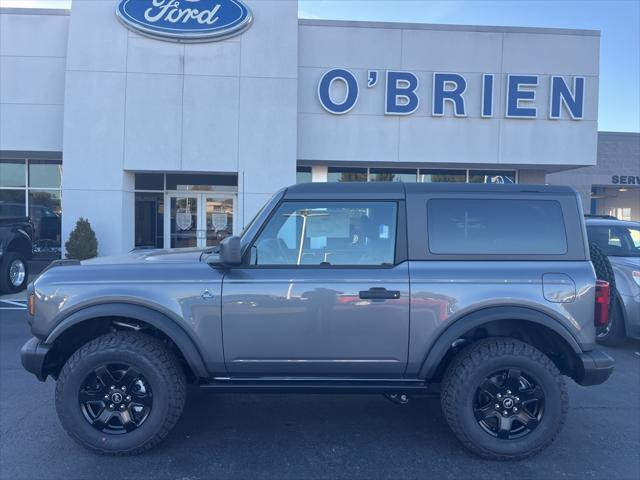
[1,301,639,480]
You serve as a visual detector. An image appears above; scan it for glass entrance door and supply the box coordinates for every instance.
[204,195,234,247]
[167,194,199,248]
[165,193,236,249]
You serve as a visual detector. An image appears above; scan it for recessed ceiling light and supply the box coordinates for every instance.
[619,188,628,192]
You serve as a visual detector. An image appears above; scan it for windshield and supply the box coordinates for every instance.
[587,225,640,257]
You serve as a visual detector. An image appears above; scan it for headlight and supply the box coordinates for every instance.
[633,271,640,289]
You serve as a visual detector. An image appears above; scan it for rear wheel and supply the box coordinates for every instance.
[0,251,29,293]
[441,338,568,460]
[55,331,186,455]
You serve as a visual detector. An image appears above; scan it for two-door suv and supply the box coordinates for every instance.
[21,183,614,460]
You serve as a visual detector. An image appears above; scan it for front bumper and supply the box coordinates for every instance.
[20,337,51,381]
[575,349,615,386]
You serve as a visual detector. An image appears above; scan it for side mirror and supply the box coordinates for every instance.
[218,236,242,265]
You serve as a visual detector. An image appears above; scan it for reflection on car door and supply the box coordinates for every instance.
[221,200,410,377]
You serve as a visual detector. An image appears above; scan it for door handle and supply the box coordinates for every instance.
[358,287,401,300]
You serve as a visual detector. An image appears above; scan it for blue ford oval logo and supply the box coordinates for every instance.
[116,0,253,42]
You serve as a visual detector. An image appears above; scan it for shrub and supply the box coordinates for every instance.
[65,217,98,260]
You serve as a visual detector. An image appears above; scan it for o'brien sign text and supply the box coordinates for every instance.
[318,69,585,119]
[116,0,253,42]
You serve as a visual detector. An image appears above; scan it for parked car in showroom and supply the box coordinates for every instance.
[0,215,33,294]
[21,183,614,460]
[585,216,640,344]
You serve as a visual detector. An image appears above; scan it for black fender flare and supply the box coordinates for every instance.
[6,231,32,259]
[45,303,209,378]
[418,306,584,380]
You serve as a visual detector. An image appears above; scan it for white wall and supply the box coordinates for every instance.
[0,9,69,151]
[61,0,298,255]
[297,21,600,168]
[548,132,640,213]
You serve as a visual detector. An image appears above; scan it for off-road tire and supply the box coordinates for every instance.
[590,242,616,308]
[441,338,568,461]
[55,331,186,455]
[590,242,626,345]
[0,251,29,293]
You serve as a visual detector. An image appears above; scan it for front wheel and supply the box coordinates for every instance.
[55,331,186,455]
[441,338,568,460]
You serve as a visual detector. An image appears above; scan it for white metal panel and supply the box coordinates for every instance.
[241,0,298,78]
[0,103,63,151]
[0,12,68,57]
[401,28,502,72]
[62,70,126,190]
[181,75,240,172]
[123,72,183,171]
[0,56,65,105]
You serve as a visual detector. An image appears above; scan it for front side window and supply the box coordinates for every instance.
[427,198,567,255]
[252,201,397,266]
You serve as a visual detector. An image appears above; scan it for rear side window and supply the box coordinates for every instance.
[427,199,567,255]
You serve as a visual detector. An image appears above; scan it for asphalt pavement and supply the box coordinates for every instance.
[1,303,639,480]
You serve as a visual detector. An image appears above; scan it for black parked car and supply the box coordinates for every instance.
[0,216,33,293]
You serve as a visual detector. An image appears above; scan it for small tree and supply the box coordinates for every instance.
[65,217,98,260]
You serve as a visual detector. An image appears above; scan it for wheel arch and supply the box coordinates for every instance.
[419,306,585,382]
[43,303,209,381]
[6,234,32,259]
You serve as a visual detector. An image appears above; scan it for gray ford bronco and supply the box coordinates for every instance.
[21,183,614,460]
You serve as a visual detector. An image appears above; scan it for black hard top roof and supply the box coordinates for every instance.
[284,182,577,199]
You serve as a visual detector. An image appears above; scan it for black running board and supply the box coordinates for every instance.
[199,377,436,394]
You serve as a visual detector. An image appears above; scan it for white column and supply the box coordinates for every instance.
[311,165,328,182]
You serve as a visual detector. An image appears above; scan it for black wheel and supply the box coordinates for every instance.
[0,251,29,293]
[597,297,626,345]
[55,331,186,455]
[441,338,568,460]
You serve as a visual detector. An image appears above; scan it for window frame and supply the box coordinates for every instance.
[241,198,407,269]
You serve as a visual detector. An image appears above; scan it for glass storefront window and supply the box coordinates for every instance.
[135,192,164,249]
[29,161,62,188]
[134,173,164,191]
[134,173,238,249]
[296,167,312,184]
[469,170,516,184]
[327,167,368,182]
[419,169,466,183]
[0,189,26,217]
[29,190,62,259]
[166,173,237,191]
[369,168,417,182]
[0,160,26,188]
[2,158,63,259]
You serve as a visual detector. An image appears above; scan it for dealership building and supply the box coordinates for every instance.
[1,1,638,258]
